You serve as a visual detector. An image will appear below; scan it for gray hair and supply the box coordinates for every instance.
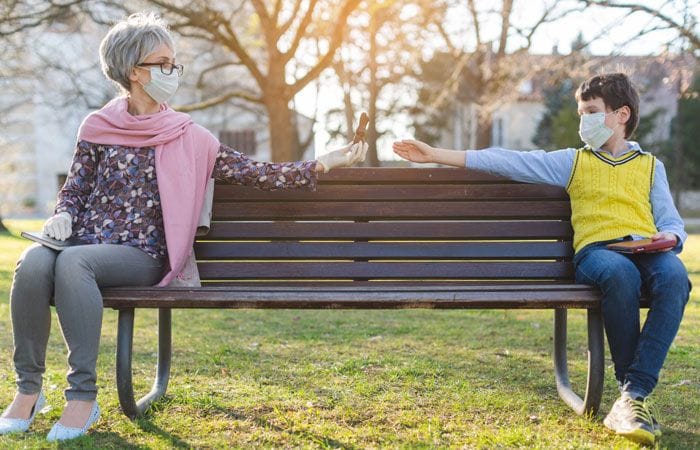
[99,12,175,92]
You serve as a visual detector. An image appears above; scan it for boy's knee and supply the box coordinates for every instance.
[598,259,641,293]
[651,256,690,298]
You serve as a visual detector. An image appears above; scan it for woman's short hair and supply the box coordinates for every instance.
[99,12,174,92]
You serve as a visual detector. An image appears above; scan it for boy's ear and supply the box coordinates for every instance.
[617,105,631,124]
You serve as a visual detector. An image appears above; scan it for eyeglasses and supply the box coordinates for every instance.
[137,62,184,77]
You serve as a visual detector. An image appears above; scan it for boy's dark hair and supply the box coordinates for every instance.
[575,73,640,138]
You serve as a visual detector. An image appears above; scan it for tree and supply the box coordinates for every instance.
[578,0,699,52]
[329,0,433,164]
[413,0,582,149]
[143,0,362,161]
[533,78,580,150]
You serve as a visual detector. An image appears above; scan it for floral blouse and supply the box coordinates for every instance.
[54,140,318,260]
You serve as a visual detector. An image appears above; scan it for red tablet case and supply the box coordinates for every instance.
[605,238,676,254]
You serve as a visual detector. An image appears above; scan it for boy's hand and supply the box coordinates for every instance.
[392,139,434,163]
[651,232,678,251]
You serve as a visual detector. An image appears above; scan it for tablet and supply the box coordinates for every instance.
[605,238,676,254]
[21,231,87,251]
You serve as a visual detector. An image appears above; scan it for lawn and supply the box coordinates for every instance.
[0,219,697,449]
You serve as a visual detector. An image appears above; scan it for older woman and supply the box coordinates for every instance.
[0,12,366,441]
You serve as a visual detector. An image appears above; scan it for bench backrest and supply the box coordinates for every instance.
[194,168,574,285]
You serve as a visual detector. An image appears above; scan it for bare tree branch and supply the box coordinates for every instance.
[290,0,361,96]
[580,0,699,50]
[467,0,482,46]
[277,0,304,38]
[497,0,513,57]
[282,0,319,64]
[175,89,264,112]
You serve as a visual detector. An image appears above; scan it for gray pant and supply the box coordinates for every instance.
[10,243,164,401]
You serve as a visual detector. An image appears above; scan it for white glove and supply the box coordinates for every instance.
[316,142,369,173]
[42,212,72,241]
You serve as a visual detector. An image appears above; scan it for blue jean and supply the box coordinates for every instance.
[573,241,691,398]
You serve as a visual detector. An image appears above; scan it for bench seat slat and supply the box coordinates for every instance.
[101,285,600,309]
[213,201,572,220]
[214,184,568,201]
[196,261,573,279]
[193,242,574,259]
[201,221,574,240]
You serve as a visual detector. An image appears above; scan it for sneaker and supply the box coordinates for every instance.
[603,393,656,446]
[643,398,662,437]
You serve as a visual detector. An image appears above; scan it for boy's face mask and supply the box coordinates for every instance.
[578,110,619,149]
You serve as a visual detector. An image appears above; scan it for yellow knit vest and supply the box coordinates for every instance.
[566,148,657,253]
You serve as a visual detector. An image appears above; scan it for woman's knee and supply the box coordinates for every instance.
[14,244,56,281]
[54,247,93,279]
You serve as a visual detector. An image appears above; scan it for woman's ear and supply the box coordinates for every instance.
[128,66,143,84]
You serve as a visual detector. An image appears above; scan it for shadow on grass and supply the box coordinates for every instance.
[52,432,146,449]
[131,418,192,448]
[206,404,356,450]
[658,428,700,450]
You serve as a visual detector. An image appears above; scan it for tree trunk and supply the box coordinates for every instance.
[265,95,297,162]
[476,113,493,149]
[672,76,685,210]
[0,217,7,233]
[365,12,380,166]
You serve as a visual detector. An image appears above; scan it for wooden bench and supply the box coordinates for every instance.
[101,167,618,420]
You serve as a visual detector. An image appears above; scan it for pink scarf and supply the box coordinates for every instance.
[78,97,218,286]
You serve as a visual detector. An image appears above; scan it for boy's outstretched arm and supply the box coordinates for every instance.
[392,140,466,167]
[393,139,575,188]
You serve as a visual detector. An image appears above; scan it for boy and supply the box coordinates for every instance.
[393,73,690,446]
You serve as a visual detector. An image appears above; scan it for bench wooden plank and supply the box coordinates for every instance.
[193,241,574,259]
[214,184,569,201]
[200,221,574,240]
[317,167,512,182]
[213,201,572,220]
[196,261,574,279]
[101,285,600,309]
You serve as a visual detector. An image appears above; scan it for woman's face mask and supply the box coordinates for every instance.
[578,109,620,149]
[138,67,179,105]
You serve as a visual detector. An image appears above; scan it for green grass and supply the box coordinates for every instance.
[0,220,697,449]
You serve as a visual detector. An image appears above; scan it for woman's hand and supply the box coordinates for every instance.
[316,142,368,173]
[392,139,435,163]
[42,212,72,241]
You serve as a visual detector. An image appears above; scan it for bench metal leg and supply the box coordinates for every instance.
[553,308,604,416]
[116,308,172,419]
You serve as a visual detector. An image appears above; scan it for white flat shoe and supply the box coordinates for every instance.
[46,401,100,442]
[0,391,46,435]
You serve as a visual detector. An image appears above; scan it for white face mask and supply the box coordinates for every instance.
[138,67,179,104]
[578,110,619,149]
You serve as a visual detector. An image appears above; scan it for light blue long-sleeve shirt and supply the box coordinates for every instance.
[465,142,687,249]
